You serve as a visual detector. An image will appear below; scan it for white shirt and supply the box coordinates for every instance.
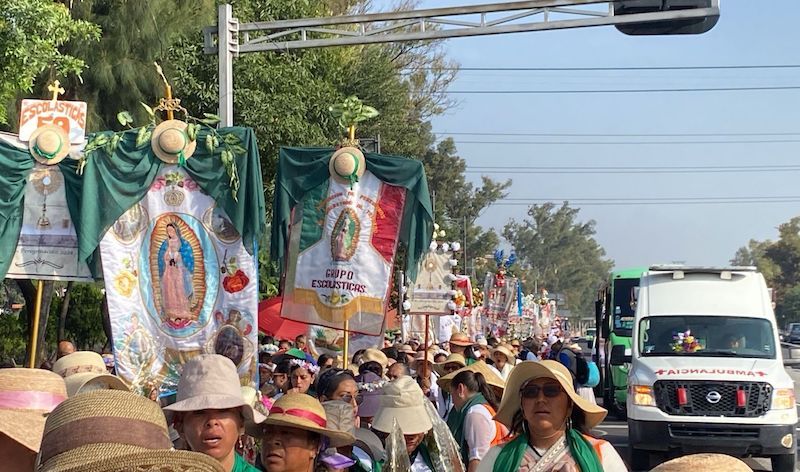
[477,440,628,472]
[464,404,496,461]
[411,450,433,472]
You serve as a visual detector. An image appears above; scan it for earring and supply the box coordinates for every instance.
[522,420,530,437]
[238,436,243,449]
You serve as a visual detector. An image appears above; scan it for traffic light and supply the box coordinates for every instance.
[613,0,719,35]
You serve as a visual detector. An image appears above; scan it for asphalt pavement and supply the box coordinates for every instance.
[576,340,800,471]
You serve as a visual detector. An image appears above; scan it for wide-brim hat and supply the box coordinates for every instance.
[399,344,416,355]
[53,351,128,397]
[163,354,265,424]
[0,368,67,452]
[329,147,366,185]
[371,376,433,435]
[246,393,355,448]
[651,453,753,472]
[491,345,517,366]
[361,348,389,369]
[437,360,505,392]
[29,124,70,165]
[39,389,223,472]
[411,351,435,371]
[151,119,197,164]
[495,360,607,430]
[433,353,466,376]
[449,332,474,347]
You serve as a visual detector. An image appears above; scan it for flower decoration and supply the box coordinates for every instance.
[671,329,702,353]
[114,270,137,297]
[289,359,320,374]
[358,379,388,392]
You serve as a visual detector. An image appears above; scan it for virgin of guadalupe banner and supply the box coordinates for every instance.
[76,126,265,396]
[272,147,433,336]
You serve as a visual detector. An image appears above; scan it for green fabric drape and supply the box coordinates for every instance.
[445,392,487,465]
[0,139,36,279]
[270,147,433,282]
[493,430,603,472]
[74,127,266,276]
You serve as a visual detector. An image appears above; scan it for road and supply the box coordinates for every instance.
[589,366,800,471]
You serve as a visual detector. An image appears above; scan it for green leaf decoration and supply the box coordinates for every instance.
[110,133,122,153]
[203,113,221,124]
[141,102,155,119]
[328,96,380,134]
[117,111,133,127]
[205,134,214,153]
[93,134,110,146]
[187,123,199,142]
[223,133,240,145]
[358,106,379,120]
[136,126,151,148]
[231,144,246,155]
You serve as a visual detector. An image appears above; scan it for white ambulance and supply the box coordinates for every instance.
[615,265,797,471]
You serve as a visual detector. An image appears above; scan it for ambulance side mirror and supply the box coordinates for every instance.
[610,345,631,366]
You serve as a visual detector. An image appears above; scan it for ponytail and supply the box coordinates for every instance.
[451,370,499,410]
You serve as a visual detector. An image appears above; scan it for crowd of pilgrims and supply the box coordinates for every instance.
[0,333,756,471]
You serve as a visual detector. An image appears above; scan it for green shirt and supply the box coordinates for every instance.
[232,453,260,472]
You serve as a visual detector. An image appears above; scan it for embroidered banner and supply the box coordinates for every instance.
[281,170,406,336]
[101,168,258,395]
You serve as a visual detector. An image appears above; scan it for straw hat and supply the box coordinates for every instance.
[491,345,517,366]
[163,354,265,424]
[437,360,505,392]
[39,389,223,472]
[433,353,466,376]
[372,376,433,435]
[449,332,474,347]
[399,344,416,355]
[0,368,67,452]
[411,351,435,372]
[246,393,355,448]
[329,147,366,185]
[361,348,388,369]
[52,351,128,397]
[650,453,753,472]
[495,360,607,430]
[29,124,70,165]
[150,119,197,164]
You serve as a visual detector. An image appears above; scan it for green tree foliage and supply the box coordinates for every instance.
[421,138,511,277]
[503,202,613,316]
[47,283,107,351]
[0,0,99,123]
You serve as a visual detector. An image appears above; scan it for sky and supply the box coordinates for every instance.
[398,0,800,269]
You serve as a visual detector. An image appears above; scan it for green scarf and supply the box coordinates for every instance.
[445,393,487,464]
[493,429,602,472]
[410,442,434,469]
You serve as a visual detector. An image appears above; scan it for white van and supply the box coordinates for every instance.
[613,266,797,471]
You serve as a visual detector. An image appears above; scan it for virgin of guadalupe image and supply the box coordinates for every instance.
[158,223,195,323]
[331,208,359,262]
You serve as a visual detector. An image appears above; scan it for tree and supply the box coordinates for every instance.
[503,202,613,316]
[731,238,778,286]
[0,0,99,124]
[775,285,800,328]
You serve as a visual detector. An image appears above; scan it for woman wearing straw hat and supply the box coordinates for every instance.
[163,354,266,472]
[38,389,223,472]
[0,368,66,472]
[477,360,626,472]
[490,344,516,381]
[246,393,355,472]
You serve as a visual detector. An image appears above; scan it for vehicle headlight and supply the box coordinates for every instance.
[771,388,796,410]
[630,385,656,406]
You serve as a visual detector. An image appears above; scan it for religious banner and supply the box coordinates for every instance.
[483,250,519,320]
[407,250,453,315]
[273,147,433,336]
[100,167,258,394]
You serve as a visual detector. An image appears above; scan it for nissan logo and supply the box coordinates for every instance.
[706,391,722,404]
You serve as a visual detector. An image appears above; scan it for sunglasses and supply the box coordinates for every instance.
[339,393,364,405]
[520,383,563,399]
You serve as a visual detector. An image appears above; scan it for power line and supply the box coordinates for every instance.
[439,131,800,137]
[448,139,800,145]
[465,164,800,174]
[407,64,800,72]
[440,86,800,94]
[493,198,800,207]
[501,195,800,202]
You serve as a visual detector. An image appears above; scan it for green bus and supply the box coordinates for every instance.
[595,266,647,418]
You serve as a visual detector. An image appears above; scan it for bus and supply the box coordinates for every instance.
[595,266,647,418]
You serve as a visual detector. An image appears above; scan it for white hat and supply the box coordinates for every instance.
[53,351,128,397]
[371,376,433,435]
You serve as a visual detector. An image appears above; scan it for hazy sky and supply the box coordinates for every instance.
[405,0,800,269]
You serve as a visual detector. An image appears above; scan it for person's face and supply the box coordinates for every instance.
[260,366,272,382]
[450,344,466,355]
[291,368,314,393]
[387,364,404,380]
[511,343,521,353]
[272,373,289,392]
[177,408,243,462]
[167,225,177,238]
[443,362,462,375]
[404,432,426,455]
[0,434,35,472]
[404,352,416,364]
[328,378,360,415]
[322,358,335,370]
[477,345,489,357]
[57,341,75,358]
[295,337,306,349]
[493,351,507,368]
[520,378,570,436]
[260,425,319,472]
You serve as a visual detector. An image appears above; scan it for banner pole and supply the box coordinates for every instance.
[342,319,350,369]
[422,313,430,381]
[27,280,44,368]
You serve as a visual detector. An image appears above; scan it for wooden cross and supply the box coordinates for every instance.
[48,80,65,103]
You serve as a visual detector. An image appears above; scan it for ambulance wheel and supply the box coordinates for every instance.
[770,452,796,472]
[629,447,650,471]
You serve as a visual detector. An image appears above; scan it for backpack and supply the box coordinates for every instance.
[558,347,592,387]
